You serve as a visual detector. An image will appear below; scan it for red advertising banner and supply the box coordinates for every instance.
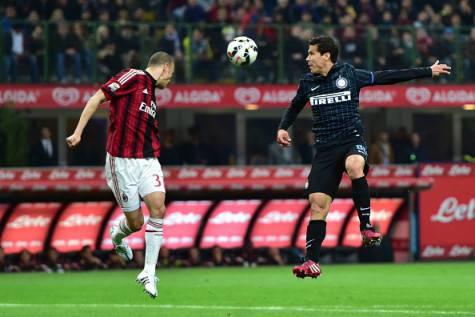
[51,202,113,252]
[101,203,150,251]
[419,164,475,259]
[250,199,308,248]
[0,84,473,109]
[296,199,354,249]
[200,200,261,249]
[163,200,212,249]
[342,198,403,248]
[0,165,430,193]
[0,203,61,254]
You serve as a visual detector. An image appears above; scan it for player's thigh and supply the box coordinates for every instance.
[306,151,344,199]
[138,158,166,218]
[105,154,141,212]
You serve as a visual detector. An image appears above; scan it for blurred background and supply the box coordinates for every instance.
[0,0,474,273]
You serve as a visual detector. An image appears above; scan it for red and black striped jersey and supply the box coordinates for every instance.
[101,68,161,158]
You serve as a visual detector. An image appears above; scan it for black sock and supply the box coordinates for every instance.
[352,176,372,231]
[305,220,326,263]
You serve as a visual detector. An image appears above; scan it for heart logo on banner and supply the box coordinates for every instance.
[52,87,80,107]
[234,87,261,105]
[155,88,172,105]
[405,87,431,106]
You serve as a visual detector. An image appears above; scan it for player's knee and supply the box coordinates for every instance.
[148,204,166,219]
[129,216,144,231]
[345,158,365,179]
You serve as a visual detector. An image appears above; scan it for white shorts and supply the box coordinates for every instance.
[105,152,166,212]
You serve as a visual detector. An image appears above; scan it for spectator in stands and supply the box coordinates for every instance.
[72,22,93,82]
[268,142,300,165]
[107,252,128,269]
[78,246,105,270]
[180,126,211,165]
[186,247,202,267]
[0,246,10,272]
[117,24,141,69]
[464,27,475,82]
[369,131,394,165]
[298,131,317,164]
[26,25,44,82]
[284,25,307,83]
[183,0,206,23]
[53,22,82,83]
[391,126,411,164]
[158,24,184,82]
[96,25,120,80]
[18,249,38,272]
[40,247,65,273]
[31,126,57,166]
[2,23,40,83]
[130,250,145,269]
[404,132,428,163]
[160,129,183,165]
[184,28,215,82]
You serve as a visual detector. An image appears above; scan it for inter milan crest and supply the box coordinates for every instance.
[336,76,348,89]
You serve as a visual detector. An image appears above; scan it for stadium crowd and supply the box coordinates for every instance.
[1,0,474,83]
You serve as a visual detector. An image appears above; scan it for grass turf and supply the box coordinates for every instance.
[0,262,474,317]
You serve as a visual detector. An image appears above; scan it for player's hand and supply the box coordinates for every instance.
[66,133,81,148]
[276,129,292,147]
[431,60,451,77]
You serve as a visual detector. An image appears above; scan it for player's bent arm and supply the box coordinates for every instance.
[66,90,106,147]
[73,89,106,135]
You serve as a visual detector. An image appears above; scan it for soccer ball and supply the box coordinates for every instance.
[226,36,258,67]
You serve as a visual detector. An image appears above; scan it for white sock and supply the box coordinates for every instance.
[144,217,164,275]
[112,217,134,244]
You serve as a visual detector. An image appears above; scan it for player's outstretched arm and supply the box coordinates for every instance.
[66,89,107,148]
[358,60,452,87]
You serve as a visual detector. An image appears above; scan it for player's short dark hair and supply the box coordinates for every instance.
[309,36,339,63]
[147,52,174,67]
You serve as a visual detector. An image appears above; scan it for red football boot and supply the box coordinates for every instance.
[292,260,321,279]
[361,228,383,247]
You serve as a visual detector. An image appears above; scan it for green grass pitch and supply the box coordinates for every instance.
[0,262,474,317]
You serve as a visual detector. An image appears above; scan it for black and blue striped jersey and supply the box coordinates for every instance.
[278,63,432,144]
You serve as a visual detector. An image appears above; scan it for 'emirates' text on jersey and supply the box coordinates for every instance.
[101,68,161,158]
[279,63,432,144]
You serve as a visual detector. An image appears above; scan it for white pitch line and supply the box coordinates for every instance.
[0,303,474,316]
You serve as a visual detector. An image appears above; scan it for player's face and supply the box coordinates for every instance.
[306,45,325,74]
[157,63,175,88]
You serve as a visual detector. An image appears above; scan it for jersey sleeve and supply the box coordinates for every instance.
[355,67,432,88]
[278,81,307,130]
[354,68,375,90]
[101,69,139,100]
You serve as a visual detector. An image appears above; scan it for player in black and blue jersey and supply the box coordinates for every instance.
[276,36,451,279]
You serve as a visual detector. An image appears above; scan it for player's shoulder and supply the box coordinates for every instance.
[114,68,146,81]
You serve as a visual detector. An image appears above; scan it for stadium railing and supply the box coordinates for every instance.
[1,22,473,84]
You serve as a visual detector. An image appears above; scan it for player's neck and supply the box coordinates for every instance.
[320,62,334,77]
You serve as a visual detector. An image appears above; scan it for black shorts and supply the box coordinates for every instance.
[305,138,369,199]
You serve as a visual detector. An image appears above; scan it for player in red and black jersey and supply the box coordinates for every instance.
[67,52,174,299]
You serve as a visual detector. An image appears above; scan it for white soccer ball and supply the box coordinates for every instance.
[226,36,258,67]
